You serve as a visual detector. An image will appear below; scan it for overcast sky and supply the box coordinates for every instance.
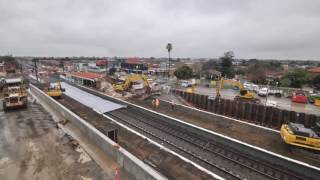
[1,0,320,59]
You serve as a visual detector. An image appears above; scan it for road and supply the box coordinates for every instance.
[0,99,110,180]
[188,86,320,115]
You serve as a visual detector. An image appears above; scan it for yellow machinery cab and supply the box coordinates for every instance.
[3,77,28,111]
[216,77,260,103]
[113,75,150,93]
[315,99,320,106]
[280,122,320,151]
[45,82,64,98]
[186,85,196,93]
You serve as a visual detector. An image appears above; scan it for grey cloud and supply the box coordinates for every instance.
[0,0,320,59]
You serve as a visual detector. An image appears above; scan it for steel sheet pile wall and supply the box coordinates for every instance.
[30,84,166,180]
[172,89,320,129]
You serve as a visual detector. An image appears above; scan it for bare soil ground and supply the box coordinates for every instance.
[58,95,215,180]
[0,100,111,180]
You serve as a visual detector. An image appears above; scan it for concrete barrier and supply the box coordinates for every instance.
[29,84,167,180]
[65,82,320,179]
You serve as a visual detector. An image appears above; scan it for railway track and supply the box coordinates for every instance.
[106,106,306,180]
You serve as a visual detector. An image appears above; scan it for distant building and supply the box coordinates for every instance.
[96,60,107,67]
[0,61,6,78]
[307,67,320,75]
[85,60,107,74]
[282,64,289,71]
[147,62,167,76]
[74,62,88,72]
[66,72,104,88]
[204,69,221,80]
[108,59,119,69]
[120,58,148,74]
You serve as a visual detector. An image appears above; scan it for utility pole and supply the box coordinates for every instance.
[105,60,108,76]
[265,79,270,106]
[33,58,38,82]
[166,43,173,79]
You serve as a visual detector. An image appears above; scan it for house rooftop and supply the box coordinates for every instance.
[308,67,320,74]
[70,72,102,80]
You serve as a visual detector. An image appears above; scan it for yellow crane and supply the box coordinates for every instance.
[216,77,260,103]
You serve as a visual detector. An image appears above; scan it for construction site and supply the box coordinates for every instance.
[0,56,318,180]
[3,0,320,179]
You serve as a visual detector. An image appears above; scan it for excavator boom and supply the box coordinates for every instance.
[216,77,259,103]
[113,74,151,93]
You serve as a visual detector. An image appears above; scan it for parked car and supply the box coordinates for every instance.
[258,88,269,97]
[243,82,259,92]
[268,89,283,97]
[308,93,320,104]
[181,80,192,88]
[292,91,308,104]
[208,96,216,100]
[155,79,167,84]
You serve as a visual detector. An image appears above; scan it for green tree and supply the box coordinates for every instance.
[219,51,235,78]
[247,67,267,84]
[281,68,308,88]
[174,65,193,79]
[109,67,116,75]
[280,78,290,87]
[202,59,219,71]
[313,75,320,90]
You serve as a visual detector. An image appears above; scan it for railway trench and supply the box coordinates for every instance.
[57,95,214,180]
[53,82,315,180]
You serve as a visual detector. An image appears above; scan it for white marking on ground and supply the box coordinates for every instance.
[80,176,92,180]
[0,157,10,166]
[75,146,92,164]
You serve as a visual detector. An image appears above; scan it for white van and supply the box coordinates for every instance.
[181,80,192,87]
[258,87,269,97]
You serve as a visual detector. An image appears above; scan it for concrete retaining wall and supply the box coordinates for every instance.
[29,84,166,180]
[65,82,319,179]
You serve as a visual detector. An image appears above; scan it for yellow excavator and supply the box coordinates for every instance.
[186,85,196,93]
[44,82,65,98]
[216,77,260,103]
[113,74,151,93]
[281,122,320,151]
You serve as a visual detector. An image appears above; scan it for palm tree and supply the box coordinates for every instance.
[166,43,173,78]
